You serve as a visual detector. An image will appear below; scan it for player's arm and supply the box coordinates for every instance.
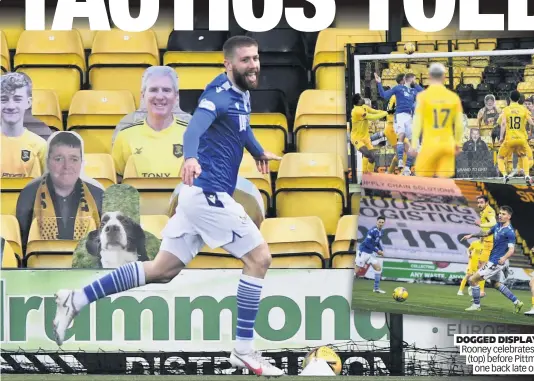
[183,96,222,160]
[411,97,423,150]
[500,112,507,142]
[462,224,495,241]
[479,210,497,229]
[378,84,396,101]
[244,125,264,158]
[365,107,388,120]
[454,98,465,148]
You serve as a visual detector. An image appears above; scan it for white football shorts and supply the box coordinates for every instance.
[477,261,508,282]
[355,250,380,268]
[394,112,413,139]
[160,185,264,264]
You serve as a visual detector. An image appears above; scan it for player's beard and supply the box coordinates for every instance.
[234,68,259,91]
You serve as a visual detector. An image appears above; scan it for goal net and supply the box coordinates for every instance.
[347,44,534,181]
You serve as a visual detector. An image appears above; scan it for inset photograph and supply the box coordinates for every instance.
[351,174,534,325]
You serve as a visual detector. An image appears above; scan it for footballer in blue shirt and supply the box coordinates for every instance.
[52,36,284,377]
[461,206,524,314]
[374,72,423,175]
[355,216,386,294]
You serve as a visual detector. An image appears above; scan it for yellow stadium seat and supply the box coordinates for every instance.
[331,215,358,268]
[0,214,22,258]
[351,192,360,215]
[75,28,96,51]
[122,157,180,215]
[1,17,24,50]
[294,90,348,172]
[524,65,534,82]
[67,90,136,154]
[238,153,272,212]
[1,238,19,268]
[31,89,63,131]
[1,30,10,73]
[416,40,437,52]
[163,51,225,90]
[25,217,96,268]
[188,246,243,269]
[0,190,20,216]
[140,215,169,239]
[261,216,330,268]
[518,82,534,96]
[88,29,160,108]
[313,28,385,90]
[477,39,497,51]
[462,76,481,87]
[250,113,288,172]
[84,154,117,188]
[151,18,173,50]
[1,177,37,216]
[456,39,476,51]
[468,118,479,129]
[275,153,346,236]
[14,31,86,111]
[437,40,454,52]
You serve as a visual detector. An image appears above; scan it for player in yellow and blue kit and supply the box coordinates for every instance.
[462,206,524,313]
[51,36,284,377]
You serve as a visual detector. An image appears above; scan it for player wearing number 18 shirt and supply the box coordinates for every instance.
[410,63,464,178]
[461,206,524,313]
[497,91,534,186]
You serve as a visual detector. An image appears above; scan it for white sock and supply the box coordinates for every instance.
[72,290,89,311]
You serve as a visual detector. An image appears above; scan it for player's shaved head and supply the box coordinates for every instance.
[223,36,258,59]
[429,63,446,79]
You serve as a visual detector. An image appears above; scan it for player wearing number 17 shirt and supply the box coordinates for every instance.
[497,91,534,186]
[409,63,464,178]
[51,36,284,377]
[461,206,524,314]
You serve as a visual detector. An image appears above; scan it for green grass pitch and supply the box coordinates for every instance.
[352,279,534,326]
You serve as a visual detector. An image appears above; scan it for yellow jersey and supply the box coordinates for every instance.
[501,102,530,141]
[386,96,396,123]
[112,118,187,177]
[467,240,483,273]
[412,84,464,150]
[479,205,496,243]
[1,128,47,178]
[351,105,388,142]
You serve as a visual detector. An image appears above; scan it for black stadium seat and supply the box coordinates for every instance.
[167,31,228,51]
[376,42,396,55]
[246,30,307,67]
[519,38,534,49]
[456,84,474,99]
[497,38,518,50]
[258,66,308,117]
[354,43,375,55]
[250,89,289,116]
[179,89,203,114]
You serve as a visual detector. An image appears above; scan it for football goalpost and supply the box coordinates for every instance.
[346,47,534,183]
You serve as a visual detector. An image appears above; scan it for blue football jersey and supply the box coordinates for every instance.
[359,226,384,255]
[488,223,516,263]
[191,73,257,195]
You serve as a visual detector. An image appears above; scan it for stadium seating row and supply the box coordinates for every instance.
[1,214,358,270]
[1,152,360,234]
[18,88,349,173]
